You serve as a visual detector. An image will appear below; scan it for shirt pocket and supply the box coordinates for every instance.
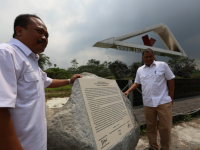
[154,71,164,85]
[24,72,39,100]
[140,74,147,85]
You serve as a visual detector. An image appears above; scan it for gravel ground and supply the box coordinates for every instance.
[135,117,200,150]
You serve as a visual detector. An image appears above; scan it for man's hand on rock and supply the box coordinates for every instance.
[70,74,82,83]
[124,91,129,97]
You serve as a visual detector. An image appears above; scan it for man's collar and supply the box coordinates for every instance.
[144,60,156,68]
[9,38,33,57]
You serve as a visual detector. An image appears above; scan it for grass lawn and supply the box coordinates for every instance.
[45,85,72,101]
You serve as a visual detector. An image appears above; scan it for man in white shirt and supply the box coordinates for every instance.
[0,14,81,150]
[124,48,175,150]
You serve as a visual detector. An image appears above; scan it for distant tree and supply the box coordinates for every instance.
[76,65,90,73]
[80,59,112,77]
[168,57,197,78]
[102,61,112,68]
[87,59,100,66]
[45,68,72,79]
[168,57,197,69]
[67,59,112,77]
[38,53,52,70]
[87,59,100,73]
[71,59,78,74]
[194,69,200,73]
[67,67,74,73]
[191,68,200,78]
[54,64,57,68]
[129,62,141,69]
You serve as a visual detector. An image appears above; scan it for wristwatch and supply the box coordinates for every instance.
[68,79,71,84]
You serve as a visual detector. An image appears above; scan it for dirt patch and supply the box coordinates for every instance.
[135,118,200,150]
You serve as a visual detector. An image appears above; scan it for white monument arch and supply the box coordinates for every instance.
[93,23,187,58]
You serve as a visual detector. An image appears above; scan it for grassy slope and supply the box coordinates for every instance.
[45,85,72,100]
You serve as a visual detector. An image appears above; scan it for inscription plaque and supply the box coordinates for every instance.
[79,79,133,150]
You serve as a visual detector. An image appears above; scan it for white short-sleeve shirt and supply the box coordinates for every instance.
[0,38,52,150]
[135,61,175,107]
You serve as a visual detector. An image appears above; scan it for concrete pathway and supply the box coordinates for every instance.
[133,95,200,125]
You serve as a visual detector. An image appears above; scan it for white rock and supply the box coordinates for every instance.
[46,97,69,108]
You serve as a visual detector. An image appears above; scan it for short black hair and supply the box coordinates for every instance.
[13,14,42,38]
[142,48,154,56]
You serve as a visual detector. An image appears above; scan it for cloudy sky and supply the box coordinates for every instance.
[0,0,200,69]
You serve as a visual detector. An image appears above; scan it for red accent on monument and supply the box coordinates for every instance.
[142,35,156,46]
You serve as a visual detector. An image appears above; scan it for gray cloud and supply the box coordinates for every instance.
[0,0,199,69]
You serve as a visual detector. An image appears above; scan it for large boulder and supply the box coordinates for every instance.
[47,72,140,150]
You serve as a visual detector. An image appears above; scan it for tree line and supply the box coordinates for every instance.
[67,59,112,78]
[38,54,113,79]
[38,53,200,79]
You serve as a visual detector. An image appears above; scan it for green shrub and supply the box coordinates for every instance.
[183,115,191,121]
[105,76,115,79]
[45,68,72,79]
[192,73,200,79]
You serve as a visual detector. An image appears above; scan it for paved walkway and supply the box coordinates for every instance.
[133,95,200,125]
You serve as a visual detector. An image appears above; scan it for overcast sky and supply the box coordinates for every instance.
[0,0,200,69]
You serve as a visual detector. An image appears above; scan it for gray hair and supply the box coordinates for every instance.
[142,48,154,56]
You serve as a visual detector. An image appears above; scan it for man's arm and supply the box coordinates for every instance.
[167,79,175,104]
[124,83,140,97]
[0,108,23,150]
[47,74,82,88]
